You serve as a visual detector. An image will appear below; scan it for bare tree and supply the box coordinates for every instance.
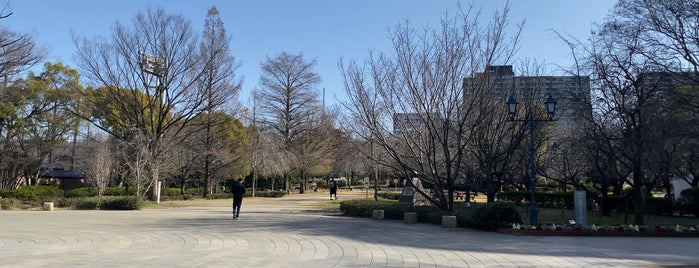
[612,0,699,72]
[82,135,114,196]
[0,11,43,87]
[555,0,699,224]
[72,6,215,200]
[258,52,322,193]
[197,6,243,197]
[340,4,523,210]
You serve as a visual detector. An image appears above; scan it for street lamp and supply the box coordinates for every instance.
[507,95,557,225]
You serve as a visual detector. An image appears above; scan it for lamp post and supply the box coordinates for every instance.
[507,95,557,225]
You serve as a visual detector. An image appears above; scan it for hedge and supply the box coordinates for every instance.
[338,199,520,231]
[680,187,699,217]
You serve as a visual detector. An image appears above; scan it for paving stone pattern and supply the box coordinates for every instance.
[1,192,697,267]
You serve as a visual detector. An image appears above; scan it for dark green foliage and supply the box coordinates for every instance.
[339,199,483,229]
[644,197,674,215]
[99,196,142,210]
[10,185,61,201]
[64,187,93,198]
[54,198,73,208]
[103,187,128,196]
[498,191,574,208]
[163,188,182,196]
[340,199,405,219]
[208,193,231,199]
[680,187,699,217]
[0,197,18,209]
[377,192,401,200]
[251,190,287,197]
[63,196,141,210]
[0,189,12,198]
[185,188,203,196]
[161,194,193,201]
[72,197,101,210]
[470,202,522,231]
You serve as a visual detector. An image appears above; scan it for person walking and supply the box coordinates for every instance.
[329,178,337,200]
[231,178,246,220]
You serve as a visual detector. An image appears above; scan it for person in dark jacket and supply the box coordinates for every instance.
[231,178,246,220]
[329,178,337,200]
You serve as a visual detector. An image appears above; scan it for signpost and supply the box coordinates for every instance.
[574,190,587,226]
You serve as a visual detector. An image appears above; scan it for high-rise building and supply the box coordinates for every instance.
[462,65,591,137]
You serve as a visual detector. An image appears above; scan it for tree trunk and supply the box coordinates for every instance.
[631,189,645,225]
[283,173,290,193]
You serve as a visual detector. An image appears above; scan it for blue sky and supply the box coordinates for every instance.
[4,0,616,108]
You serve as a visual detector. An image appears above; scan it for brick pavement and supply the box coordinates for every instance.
[1,191,697,267]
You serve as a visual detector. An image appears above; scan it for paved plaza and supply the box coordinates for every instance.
[1,191,698,267]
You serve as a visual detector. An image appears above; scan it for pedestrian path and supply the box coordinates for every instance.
[1,191,697,267]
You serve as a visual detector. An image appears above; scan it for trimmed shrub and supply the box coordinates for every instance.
[644,197,674,215]
[252,190,287,198]
[0,189,13,198]
[340,199,477,227]
[0,197,19,209]
[12,185,61,201]
[470,202,522,231]
[498,191,574,208]
[340,199,393,217]
[103,187,127,196]
[163,187,182,197]
[377,192,401,200]
[161,194,193,201]
[65,187,93,198]
[72,197,101,210]
[185,188,203,196]
[208,193,231,199]
[100,196,142,210]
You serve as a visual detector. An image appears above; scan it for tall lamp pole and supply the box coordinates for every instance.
[507,95,557,225]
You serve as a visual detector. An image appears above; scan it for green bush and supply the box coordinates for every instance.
[470,202,522,231]
[161,194,193,201]
[12,185,61,201]
[644,197,674,215]
[54,197,73,208]
[100,196,142,210]
[0,189,13,198]
[377,192,401,200]
[163,187,182,197]
[208,193,231,199]
[251,190,287,198]
[680,187,699,217]
[72,197,101,210]
[339,199,396,217]
[339,199,477,228]
[185,188,203,196]
[498,191,574,208]
[103,187,127,196]
[65,187,93,198]
[0,197,19,209]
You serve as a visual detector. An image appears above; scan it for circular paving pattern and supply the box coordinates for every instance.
[2,194,698,267]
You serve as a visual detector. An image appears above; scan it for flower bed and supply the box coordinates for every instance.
[497,223,699,237]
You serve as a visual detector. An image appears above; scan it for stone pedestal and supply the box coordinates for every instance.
[441,215,457,228]
[371,209,384,220]
[403,212,417,224]
[43,202,54,211]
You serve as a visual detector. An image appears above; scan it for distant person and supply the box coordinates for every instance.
[329,178,337,200]
[231,178,246,220]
